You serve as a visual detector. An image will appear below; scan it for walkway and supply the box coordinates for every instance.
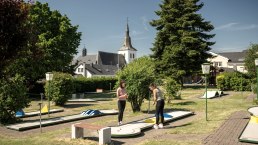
[203,111,251,145]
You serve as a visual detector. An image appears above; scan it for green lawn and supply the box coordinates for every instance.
[0,87,255,145]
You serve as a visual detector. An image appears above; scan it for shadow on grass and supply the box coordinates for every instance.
[164,122,192,129]
[142,108,193,114]
[172,101,197,106]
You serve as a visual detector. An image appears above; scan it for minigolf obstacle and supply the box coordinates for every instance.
[200,90,223,99]
[41,104,49,113]
[15,105,64,118]
[81,109,102,116]
[15,109,25,117]
[239,106,258,143]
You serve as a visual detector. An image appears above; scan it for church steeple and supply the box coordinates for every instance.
[82,44,87,56]
[119,18,137,51]
[118,18,137,64]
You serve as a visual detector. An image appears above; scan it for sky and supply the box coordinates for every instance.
[36,0,258,57]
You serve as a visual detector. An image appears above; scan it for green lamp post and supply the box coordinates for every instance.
[45,72,53,117]
[202,63,210,121]
[255,59,258,101]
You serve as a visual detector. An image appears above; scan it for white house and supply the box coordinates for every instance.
[208,50,247,73]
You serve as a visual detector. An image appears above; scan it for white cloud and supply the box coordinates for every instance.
[141,16,149,31]
[215,23,258,31]
[131,30,143,36]
[215,23,238,30]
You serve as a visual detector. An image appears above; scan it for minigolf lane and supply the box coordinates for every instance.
[6,109,118,131]
[111,110,194,138]
[239,115,258,143]
[248,106,258,117]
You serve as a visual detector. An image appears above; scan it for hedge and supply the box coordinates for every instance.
[74,77,117,93]
[216,72,252,91]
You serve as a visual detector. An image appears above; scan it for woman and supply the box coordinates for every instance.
[116,80,128,126]
[149,83,165,129]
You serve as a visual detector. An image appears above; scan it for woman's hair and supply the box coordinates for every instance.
[149,83,156,88]
[119,80,126,88]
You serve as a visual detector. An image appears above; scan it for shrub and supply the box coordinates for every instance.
[45,72,74,106]
[116,57,155,112]
[0,74,29,124]
[164,77,181,102]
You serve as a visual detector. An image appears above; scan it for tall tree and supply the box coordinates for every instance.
[0,0,31,124]
[244,44,258,80]
[0,0,30,78]
[6,1,81,84]
[150,0,215,84]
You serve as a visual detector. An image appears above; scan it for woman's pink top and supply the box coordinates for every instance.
[117,87,127,101]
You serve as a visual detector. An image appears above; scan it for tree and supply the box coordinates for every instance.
[0,0,30,78]
[0,0,31,124]
[244,44,258,80]
[116,57,155,112]
[0,74,29,124]
[150,0,215,85]
[5,1,81,86]
[45,72,74,106]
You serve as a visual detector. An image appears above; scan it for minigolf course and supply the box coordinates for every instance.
[111,110,194,137]
[239,106,258,143]
[16,105,64,118]
[200,90,223,99]
[7,109,118,131]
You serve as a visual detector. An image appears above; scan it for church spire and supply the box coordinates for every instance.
[82,44,87,56]
[119,18,137,51]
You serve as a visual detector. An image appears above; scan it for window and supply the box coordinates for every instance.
[130,53,132,58]
[214,62,222,67]
[78,68,80,72]
[133,53,135,58]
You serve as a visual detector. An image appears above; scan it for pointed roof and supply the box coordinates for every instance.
[119,19,137,51]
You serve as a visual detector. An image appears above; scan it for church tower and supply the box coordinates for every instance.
[118,19,137,64]
[82,45,87,56]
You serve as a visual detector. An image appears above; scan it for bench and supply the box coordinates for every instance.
[71,123,111,145]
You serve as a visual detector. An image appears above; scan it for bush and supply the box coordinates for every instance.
[216,72,252,91]
[45,72,74,106]
[164,77,181,102]
[0,74,29,124]
[74,77,117,93]
[116,57,155,112]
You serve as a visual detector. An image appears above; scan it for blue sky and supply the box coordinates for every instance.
[37,0,258,57]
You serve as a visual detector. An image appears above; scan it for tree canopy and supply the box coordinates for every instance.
[150,0,215,84]
[6,1,81,83]
[0,0,30,78]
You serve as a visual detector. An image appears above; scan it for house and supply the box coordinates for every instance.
[208,50,247,73]
[74,21,137,78]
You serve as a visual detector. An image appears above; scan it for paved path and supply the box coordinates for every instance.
[203,111,252,145]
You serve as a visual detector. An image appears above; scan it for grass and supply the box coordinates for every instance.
[0,87,255,145]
